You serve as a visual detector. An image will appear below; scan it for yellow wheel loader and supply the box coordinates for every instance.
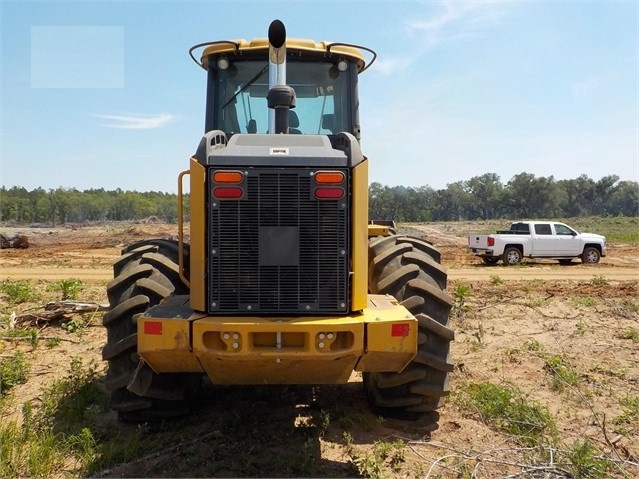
[102,20,454,429]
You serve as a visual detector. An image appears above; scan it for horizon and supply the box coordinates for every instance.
[3,170,637,195]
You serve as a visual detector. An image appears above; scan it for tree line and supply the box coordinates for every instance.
[0,187,183,226]
[0,173,637,225]
[370,173,638,221]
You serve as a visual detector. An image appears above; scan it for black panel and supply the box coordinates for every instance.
[208,168,349,314]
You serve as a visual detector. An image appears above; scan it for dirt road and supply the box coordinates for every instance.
[1,223,637,281]
[0,265,637,281]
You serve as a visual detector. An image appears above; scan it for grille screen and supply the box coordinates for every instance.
[208,169,349,314]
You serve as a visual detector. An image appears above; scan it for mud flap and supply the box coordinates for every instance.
[127,359,154,396]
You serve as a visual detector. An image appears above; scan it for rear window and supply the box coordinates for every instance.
[534,224,552,235]
[510,223,530,233]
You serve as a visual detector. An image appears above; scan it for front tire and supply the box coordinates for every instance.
[366,235,453,429]
[103,239,200,421]
[581,246,601,264]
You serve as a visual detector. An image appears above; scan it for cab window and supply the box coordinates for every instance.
[554,224,575,236]
[211,59,351,135]
[534,224,552,235]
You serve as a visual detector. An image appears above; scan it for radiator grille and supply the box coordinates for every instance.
[208,169,349,314]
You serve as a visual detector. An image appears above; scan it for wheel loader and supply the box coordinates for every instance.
[102,20,454,429]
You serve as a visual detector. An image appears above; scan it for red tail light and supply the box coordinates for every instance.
[213,187,243,199]
[314,187,344,199]
[488,236,495,247]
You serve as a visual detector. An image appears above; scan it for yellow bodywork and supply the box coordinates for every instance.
[350,159,369,311]
[138,295,417,384]
[199,38,368,72]
[185,157,207,312]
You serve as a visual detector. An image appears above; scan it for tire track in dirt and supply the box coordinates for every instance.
[1,266,637,282]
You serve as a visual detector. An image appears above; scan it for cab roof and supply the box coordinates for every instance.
[192,38,374,73]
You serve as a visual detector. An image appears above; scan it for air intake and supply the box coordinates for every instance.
[208,168,349,314]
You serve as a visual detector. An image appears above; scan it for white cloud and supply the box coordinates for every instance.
[92,113,173,129]
[572,76,603,95]
[406,0,507,42]
[372,1,510,76]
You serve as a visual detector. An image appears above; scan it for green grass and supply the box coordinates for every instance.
[616,327,639,342]
[46,278,84,300]
[0,327,40,347]
[590,275,609,286]
[451,283,473,318]
[455,381,556,446]
[523,339,546,354]
[612,395,639,433]
[0,350,30,396]
[36,356,107,433]
[0,419,65,477]
[544,354,581,391]
[346,437,406,478]
[0,279,39,304]
[570,296,598,308]
[564,438,612,478]
[0,356,110,478]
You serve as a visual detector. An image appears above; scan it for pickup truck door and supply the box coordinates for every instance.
[553,223,581,255]
[530,223,556,256]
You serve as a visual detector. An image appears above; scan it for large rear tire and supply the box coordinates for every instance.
[365,235,454,429]
[103,239,201,421]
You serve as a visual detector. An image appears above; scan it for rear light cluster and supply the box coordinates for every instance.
[487,236,495,247]
[212,170,245,200]
[211,169,346,201]
[313,170,345,199]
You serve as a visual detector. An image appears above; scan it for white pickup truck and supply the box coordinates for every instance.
[468,221,607,266]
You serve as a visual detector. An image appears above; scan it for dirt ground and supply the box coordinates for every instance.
[1,222,638,478]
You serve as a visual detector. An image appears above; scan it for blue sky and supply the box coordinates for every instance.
[1,1,637,193]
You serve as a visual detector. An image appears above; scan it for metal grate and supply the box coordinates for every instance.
[208,168,349,314]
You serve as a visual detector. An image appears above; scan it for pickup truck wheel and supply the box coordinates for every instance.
[581,247,601,264]
[503,247,522,266]
[366,235,454,429]
[104,240,201,421]
[481,257,499,266]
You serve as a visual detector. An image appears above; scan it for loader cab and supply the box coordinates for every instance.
[191,39,374,140]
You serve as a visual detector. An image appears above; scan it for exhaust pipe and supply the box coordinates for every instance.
[267,19,295,134]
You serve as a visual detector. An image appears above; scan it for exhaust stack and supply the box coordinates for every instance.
[267,20,295,134]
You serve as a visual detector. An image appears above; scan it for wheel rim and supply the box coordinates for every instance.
[586,250,598,263]
[506,251,520,264]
